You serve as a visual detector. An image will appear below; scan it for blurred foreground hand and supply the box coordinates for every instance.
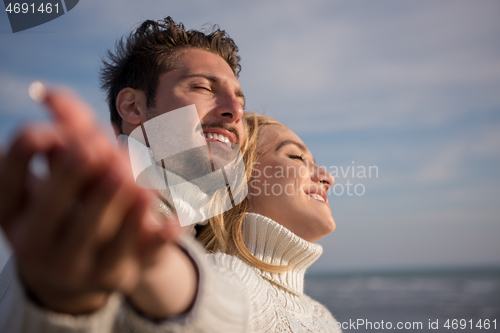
[0,83,179,315]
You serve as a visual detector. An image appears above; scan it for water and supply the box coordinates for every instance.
[304,269,500,332]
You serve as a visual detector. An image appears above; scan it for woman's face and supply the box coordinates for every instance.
[247,125,335,242]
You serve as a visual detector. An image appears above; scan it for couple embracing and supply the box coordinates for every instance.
[0,17,340,333]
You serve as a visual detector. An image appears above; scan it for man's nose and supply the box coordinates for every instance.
[215,92,244,123]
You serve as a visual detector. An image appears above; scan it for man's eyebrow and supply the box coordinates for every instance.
[275,140,316,164]
[182,73,246,108]
[182,73,219,82]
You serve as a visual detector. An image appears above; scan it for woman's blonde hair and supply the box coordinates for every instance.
[196,112,289,272]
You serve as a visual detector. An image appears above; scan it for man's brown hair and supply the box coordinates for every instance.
[100,16,241,133]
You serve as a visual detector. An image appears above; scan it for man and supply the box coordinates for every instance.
[0,17,246,332]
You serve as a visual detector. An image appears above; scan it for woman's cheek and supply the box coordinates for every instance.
[249,179,262,197]
[251,161,261,178]
[284,180,298,196]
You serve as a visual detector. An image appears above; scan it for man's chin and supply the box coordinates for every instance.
[208,141,239,170]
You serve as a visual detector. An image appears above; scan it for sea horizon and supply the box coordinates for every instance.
[304,266,500,332]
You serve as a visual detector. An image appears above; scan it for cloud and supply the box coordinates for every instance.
[417,145,463,182]
[417,124,500,182]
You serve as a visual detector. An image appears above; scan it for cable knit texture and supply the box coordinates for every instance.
[118,213,341,333]
[237,213,340,333]
[242,213,323,295]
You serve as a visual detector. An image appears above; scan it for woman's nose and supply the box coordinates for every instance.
[311,164,334,190]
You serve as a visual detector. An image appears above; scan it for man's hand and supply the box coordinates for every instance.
[0,85,173,314]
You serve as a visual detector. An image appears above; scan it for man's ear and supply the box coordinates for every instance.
[116,88,148,133]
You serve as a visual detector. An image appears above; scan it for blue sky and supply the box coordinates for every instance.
[1,0,499,273]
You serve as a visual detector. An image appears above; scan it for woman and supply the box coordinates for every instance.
[122,113,341,333]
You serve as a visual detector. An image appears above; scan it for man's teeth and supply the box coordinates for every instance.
[203,132,232,148]
[309,193,326,202]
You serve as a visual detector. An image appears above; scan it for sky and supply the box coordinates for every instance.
[0,0,499,274]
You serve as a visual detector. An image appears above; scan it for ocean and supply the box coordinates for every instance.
[304,269,500,332]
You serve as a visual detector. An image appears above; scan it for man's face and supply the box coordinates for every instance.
[148,48,245,147]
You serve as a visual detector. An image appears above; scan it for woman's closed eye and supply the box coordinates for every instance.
[286,154,306,162]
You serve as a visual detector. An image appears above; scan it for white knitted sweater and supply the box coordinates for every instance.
[119,213,341,333]
[0,213,341,332]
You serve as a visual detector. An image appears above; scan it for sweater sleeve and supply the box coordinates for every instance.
[116,235,250,333]
[0,256,120,333]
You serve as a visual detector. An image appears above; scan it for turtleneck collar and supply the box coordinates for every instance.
[242,213,323,296]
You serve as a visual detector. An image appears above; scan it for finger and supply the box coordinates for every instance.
[30,82,96,136]
[46,93,121,179]
[137,212,180,267]
[31,82,122,170]
[92,191,154,292]
[53,167,122,275]
[50,151,144,287]
[29,82,117,174]
[55,154,137,270]
[92,168,142,245]
[155,216,181,244]
[20,139,108,251]
[0,126,62,226]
